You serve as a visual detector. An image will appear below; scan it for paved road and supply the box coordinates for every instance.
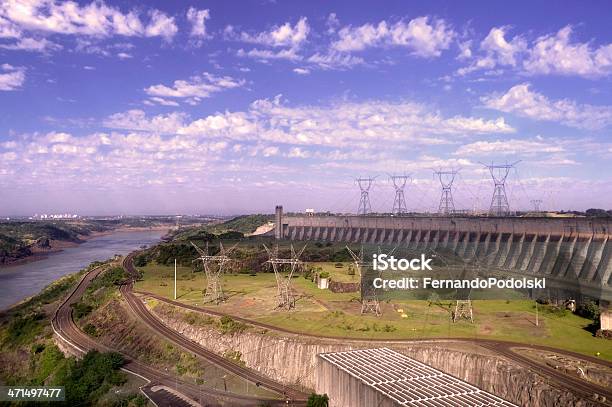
[127,260,612,406]
[51,262,298,406]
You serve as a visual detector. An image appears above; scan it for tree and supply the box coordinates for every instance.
[307,393,329,407]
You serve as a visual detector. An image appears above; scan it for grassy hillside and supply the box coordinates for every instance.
[0,261,149,406]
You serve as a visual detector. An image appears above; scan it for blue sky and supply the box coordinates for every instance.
[0,0,611,215]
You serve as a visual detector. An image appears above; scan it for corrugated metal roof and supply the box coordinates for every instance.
[318,348,517,407]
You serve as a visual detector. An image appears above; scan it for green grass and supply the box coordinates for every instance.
[136,262,612,361]
[311,262,358,283]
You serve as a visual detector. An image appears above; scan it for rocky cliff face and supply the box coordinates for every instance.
[150,303,599,407]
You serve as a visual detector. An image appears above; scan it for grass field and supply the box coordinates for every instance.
[134,263,612,361]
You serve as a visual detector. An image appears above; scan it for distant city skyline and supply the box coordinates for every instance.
[1,0,611,215]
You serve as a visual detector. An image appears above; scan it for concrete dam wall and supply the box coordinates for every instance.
[274,207,612,301]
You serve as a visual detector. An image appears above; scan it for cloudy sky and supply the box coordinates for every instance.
[0,0,611,215]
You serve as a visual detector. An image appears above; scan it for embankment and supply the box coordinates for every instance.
[150,301,602,407]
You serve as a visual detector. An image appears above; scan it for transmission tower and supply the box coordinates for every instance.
[346,245,381,316]
[453,300,474,323]
[356,177,375,215]
[434,169,458,215]
[389,174,410,215]
[263,244,307,310]
[191,241,236,304]
[481,161,520,216]
[531,199,543,212]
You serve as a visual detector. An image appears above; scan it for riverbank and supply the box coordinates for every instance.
[0,229,167,311]
[0,225,171,269]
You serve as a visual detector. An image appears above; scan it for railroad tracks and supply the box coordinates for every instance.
[51,261,300,406]
[121,253,308,404]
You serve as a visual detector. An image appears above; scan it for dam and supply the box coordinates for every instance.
[273,206,612,303]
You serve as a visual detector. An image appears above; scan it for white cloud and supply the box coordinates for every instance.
[144,72,244,105]
[229,17,310,63]
[186,8,210,38]
[0,0,177,41]
[117,52,132,59]
[144,10,178,41]
[457,27,525,75]
[326,13,340,34]
[0,36,61,52]
[237,47,301,61]
[459,25,612,78]
[482,83,612,130]
[454,138,565,156]
[103,110,187,133]
[332,16,454,57]
[147,97,179,107]
[524,26,612,77]
[307,51,364,70]
[262,146,279,157]
[178,97,514,147]
[288,147,310,158]
[228,17,309,49]
[0,64,25,91]
[293,68,310,75]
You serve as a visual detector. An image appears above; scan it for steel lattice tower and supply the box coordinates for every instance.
[531,199,542,212]
[434,169,457,215]
[346,245,381,316]
[263,244,306,310]
[191,241,236,304]
[356,177,375,215]
[389,174,410,215]
[481,161,520,216]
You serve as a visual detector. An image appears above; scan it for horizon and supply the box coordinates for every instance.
[1,0,611,215]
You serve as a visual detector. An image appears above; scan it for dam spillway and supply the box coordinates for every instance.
[273,206,612,301]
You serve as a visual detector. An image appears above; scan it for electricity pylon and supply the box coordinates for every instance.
[263,244,306,310]
[356,177,375,215]
[346,245,381,316]
[191,241,236,304]
[389,174,410,215]
[531,199,543,212]
[481,161,520,216]
[434,169,458,215]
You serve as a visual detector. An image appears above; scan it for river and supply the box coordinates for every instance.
[0,229,166,310]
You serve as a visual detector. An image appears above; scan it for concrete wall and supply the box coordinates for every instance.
[151,302,599,407]
[275,210,612,301]
[315,359,395,407]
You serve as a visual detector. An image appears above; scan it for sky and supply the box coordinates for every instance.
[0,0,611,216]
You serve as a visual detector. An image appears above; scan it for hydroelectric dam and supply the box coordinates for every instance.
[272,206,612,305]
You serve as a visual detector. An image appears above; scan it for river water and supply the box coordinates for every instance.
[0,229,166,310]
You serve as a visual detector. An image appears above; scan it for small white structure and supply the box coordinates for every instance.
[305,208,315,216]
[318,277,329,289]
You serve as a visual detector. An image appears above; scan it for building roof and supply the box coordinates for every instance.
[318,347,516,407]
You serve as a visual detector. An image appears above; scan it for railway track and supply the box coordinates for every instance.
[51,262,298,406]
[124,254,612,406]
[121,253,309,403]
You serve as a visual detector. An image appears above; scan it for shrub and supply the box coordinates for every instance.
[83,323,98,337]
[307,393,329,407]
[71,302,93,319]
[218,316,248,335]
[3,312,45,347]
[319,271,330,279]
[576,301,600,321]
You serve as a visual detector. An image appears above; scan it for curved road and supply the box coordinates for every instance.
[124,254,612,406]
[51,262,303,406]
